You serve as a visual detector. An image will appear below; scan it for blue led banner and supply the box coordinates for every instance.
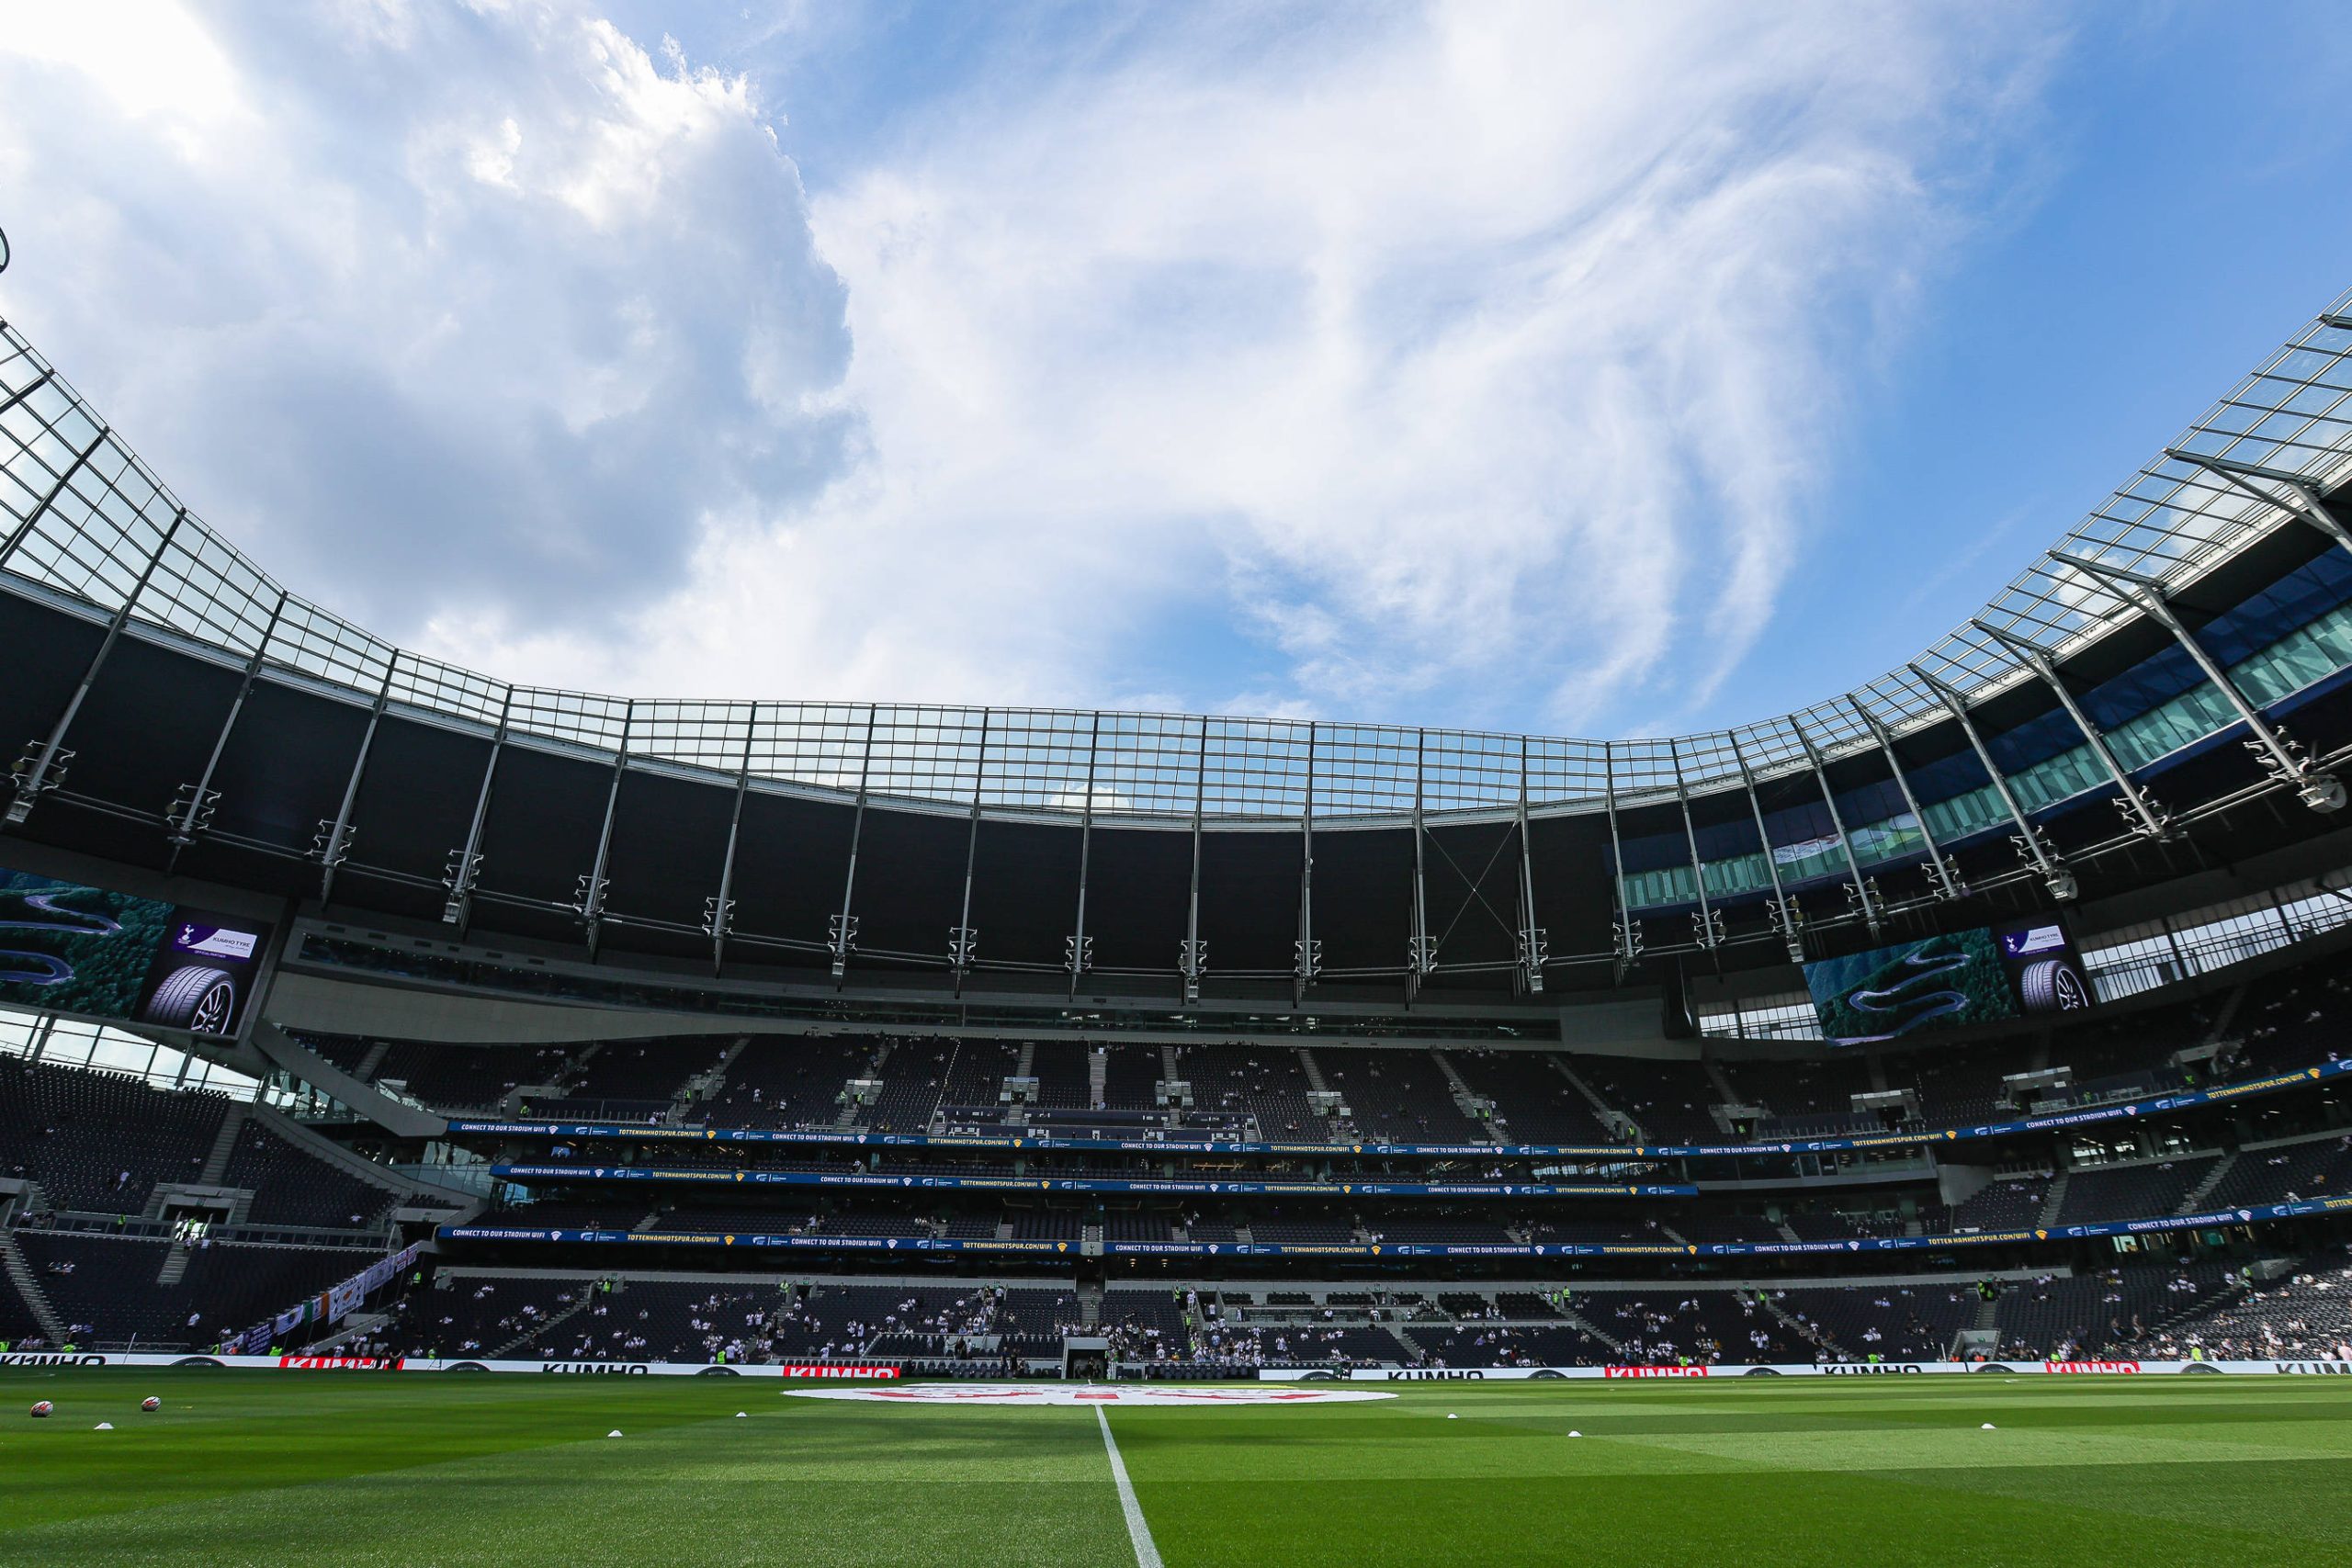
[439,1191,2352,1258]
[486,1165,1698,1200]
[445,1059,2350,1164]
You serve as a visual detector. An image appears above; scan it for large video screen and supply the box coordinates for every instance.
[0,866,271,1035]
[1992,915,2095,1021]
[1803,927,2018,1046]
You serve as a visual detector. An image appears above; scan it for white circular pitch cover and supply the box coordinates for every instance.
[786,1383,1396,1407]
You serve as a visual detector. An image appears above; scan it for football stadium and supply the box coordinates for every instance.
[7,20,2352,1567]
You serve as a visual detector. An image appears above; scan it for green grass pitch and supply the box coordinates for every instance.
[6,1370,2352,1565]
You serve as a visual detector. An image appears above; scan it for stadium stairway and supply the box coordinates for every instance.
[1702,1058,1751,1126]
[303,1309,390,1354]
[1763,1297,1830,1357]
[196,1103,248,1188]
[2202,981,2252,1053]
[354,1041,392,1084]
[1087,1048,1107,1111]
[1550,1057,1635,1142]
[673,1039,747,1120]
[253,1024,449,1140]
[246,1100,479,1222]
[0,1229,66,1342]
[1558,1303,1624,1354]
[1295,1047,1330,1095]
[1430,1052,1501,1143]
[490,1283,599,1358]
[2177,1152,2241,1214]
[2036,1170,2073,1230]
[838,1040,890,1129]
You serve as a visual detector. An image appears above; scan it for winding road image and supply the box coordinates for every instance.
[1841,942,1977,1034]
[0,891,123,986]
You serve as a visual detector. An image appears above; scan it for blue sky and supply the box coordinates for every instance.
[3,1,2349,741]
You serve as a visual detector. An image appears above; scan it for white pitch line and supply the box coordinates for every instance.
[1096,1404,1165,1568]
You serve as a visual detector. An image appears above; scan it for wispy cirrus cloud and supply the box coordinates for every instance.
[1,1,2063,736]
[590,1,2063,728]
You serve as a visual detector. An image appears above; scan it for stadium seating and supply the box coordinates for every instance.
[1772,1284,1978,1361]
[1576,1055,1721,1144]
[357,1037,578,1112]
[404,1274,603,1358]
[1445,1049,1616,1143]
[0,1057,229,1213]
[863,1038,955,1134]
[2142,1250,2352,1359]
[703,1035,875,1130]
[219,1116,401,1230]
[1026,1041,1093,1109]
[2221,964,2352,1078]
[2208,1137,2352,1209]
[524,1039,727,1122]
[1940,1173,2052,1234]
[12,1229,375,1348]
[1169,1043,1329,1138]
[1317,1050,1482,1143]
[2053,1156,2221,1226]
[1993,1261,2240,1358]
[1722,1053,1876,1136]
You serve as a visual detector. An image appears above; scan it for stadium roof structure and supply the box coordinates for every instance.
[6,294,2352,998]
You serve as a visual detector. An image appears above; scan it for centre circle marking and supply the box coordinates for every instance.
[784,1383,1396,1406]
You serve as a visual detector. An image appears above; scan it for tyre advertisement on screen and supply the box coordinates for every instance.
[1994,915,2093,1019]
[0,864,270,1035]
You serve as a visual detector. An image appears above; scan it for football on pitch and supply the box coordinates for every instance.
[142,1397,163,1412]
[29,1400,52,1418]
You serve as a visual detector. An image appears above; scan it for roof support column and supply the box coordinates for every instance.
[1844,696,1964,899]
[1969,619,2174,840]
[315,659,399,908]
[950,710,989,992]
[170,588,290,869]
[575,701,633,959]
[1514,739,1546,994]
[7,507,187,828]
[1794,725,1880,934]
[1180,716,1208,1004]
[2164,447,2352,560]
[1908,662,2077,899]
[1294,722,1318,1006]
[1408,728,1434,998]
[442,688,513,932]
[1729,738,1803,963]
[1601,742,1642,979]
[2049,549,2342,812]
[0,425,111,571]
[707,702,758,975]
[831,706,878,980]
[1068,713,1100,998]
[1667,740,1720,950]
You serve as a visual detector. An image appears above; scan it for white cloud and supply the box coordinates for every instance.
[0,0,853,640]
[0,1,2058,735]
[585,1,2060,729]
